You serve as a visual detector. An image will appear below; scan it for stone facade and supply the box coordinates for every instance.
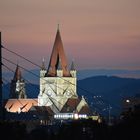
[10,65,27,99]
[5,27,91,117]
[38,27,89,114]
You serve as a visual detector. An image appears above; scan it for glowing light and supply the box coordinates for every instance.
[126,99,130,103]
[54,113,88,120]
[74,113,79,119]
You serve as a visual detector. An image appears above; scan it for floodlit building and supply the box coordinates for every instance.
[10,64,27,99]
[4,26,91,121]
[38,27,89,114]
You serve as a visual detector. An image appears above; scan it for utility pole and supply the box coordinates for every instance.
[0,32,3,120]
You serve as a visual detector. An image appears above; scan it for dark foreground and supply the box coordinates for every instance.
[0,108,140,140]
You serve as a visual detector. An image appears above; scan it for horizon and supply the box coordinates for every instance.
[3,68,140,85]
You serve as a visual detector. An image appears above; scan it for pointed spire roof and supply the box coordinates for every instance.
[13,64,22,81]
[47,26,70,77]
[70,60,75,70]
[41,58,46,70]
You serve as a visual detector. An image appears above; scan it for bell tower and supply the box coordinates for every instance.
[38,27,78,110]
[10,64,27,99]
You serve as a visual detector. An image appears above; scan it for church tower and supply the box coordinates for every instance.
[38,27,78,111]
[10,64,27,99]
[5,27,91,116]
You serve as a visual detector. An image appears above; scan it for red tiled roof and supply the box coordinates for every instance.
[5,99,38,113]
[61,98,81,113]
[79,105,91,115]
[29,106,54,116]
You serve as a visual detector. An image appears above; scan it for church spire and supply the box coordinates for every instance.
[10,64,27,99]
[47,26,70,77]
[13,64,22,81]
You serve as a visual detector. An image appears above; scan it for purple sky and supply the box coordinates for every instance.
[1,0,140,71]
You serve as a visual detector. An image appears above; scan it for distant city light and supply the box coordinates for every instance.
[126,99,130,103]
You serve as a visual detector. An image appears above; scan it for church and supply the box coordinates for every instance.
[5,27,91,121]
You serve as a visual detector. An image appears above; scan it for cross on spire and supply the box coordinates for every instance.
[13,64,22,81]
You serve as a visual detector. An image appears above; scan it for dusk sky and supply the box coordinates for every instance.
[1,0,140,71]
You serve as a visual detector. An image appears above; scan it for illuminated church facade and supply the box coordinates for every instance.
[5,27,91,119]
[10,64,27,99]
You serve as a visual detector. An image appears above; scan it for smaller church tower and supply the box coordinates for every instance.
[10,64,27,99]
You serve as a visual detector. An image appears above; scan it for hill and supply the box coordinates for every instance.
[77,76,140,116]
[77,69,140,80]
[3,76,140,116]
